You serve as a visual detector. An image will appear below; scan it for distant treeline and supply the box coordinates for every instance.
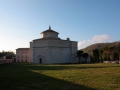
[0,50,15,59]
[81,42,120,62]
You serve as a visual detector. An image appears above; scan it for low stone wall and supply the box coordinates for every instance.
[103,61,119,64]
[0,59,13,64]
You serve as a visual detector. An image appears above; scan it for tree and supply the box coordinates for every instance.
[99,49,103,63]
[113,51,119,61]
[103,46,110,61]
[76,50,83,63]
[109,47,115,61]
[92,49,99,62]
[0,51,6,57]
[6,52,15,59]
[0,51,15,59]
[82,53,89,63]
[118,42,120,61]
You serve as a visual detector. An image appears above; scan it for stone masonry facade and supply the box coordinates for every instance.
[16,26,78,64]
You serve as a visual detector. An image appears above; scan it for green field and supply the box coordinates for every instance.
[0,63,120,90]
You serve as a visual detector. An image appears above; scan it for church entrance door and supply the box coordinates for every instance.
[39,58,42,64]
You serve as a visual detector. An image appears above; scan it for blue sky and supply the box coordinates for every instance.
[0,0,120,53]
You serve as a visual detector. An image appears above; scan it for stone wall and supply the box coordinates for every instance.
[103,61,119,64]
[70,41,78,63]
[33,39,71,48]
[0,56,16,64]
[29,42,33,63]
[41,32,58,38]
[32,39,78,64]
[33,47,71,64]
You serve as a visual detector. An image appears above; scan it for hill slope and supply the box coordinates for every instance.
[81,41,120,55]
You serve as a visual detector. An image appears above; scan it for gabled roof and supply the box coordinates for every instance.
[41,26,59,34]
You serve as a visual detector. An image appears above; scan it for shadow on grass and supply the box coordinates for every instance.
[0,63,96,90]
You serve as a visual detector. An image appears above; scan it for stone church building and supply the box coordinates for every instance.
[16,26,78,64]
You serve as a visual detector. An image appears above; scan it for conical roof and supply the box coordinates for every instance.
[41,26,59,34]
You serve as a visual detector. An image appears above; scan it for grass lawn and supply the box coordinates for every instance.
[0,63,120,90]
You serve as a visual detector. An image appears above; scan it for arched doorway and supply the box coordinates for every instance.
[38,55,43,64]
[39,58,42,64]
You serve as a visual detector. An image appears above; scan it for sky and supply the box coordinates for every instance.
[0,0,120,53]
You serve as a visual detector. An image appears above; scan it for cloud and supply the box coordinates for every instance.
[78,34,110,49]
[88,34,110,44]
[78,41,86,49]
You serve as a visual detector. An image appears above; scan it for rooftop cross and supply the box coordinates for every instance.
[49,25,51,30]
